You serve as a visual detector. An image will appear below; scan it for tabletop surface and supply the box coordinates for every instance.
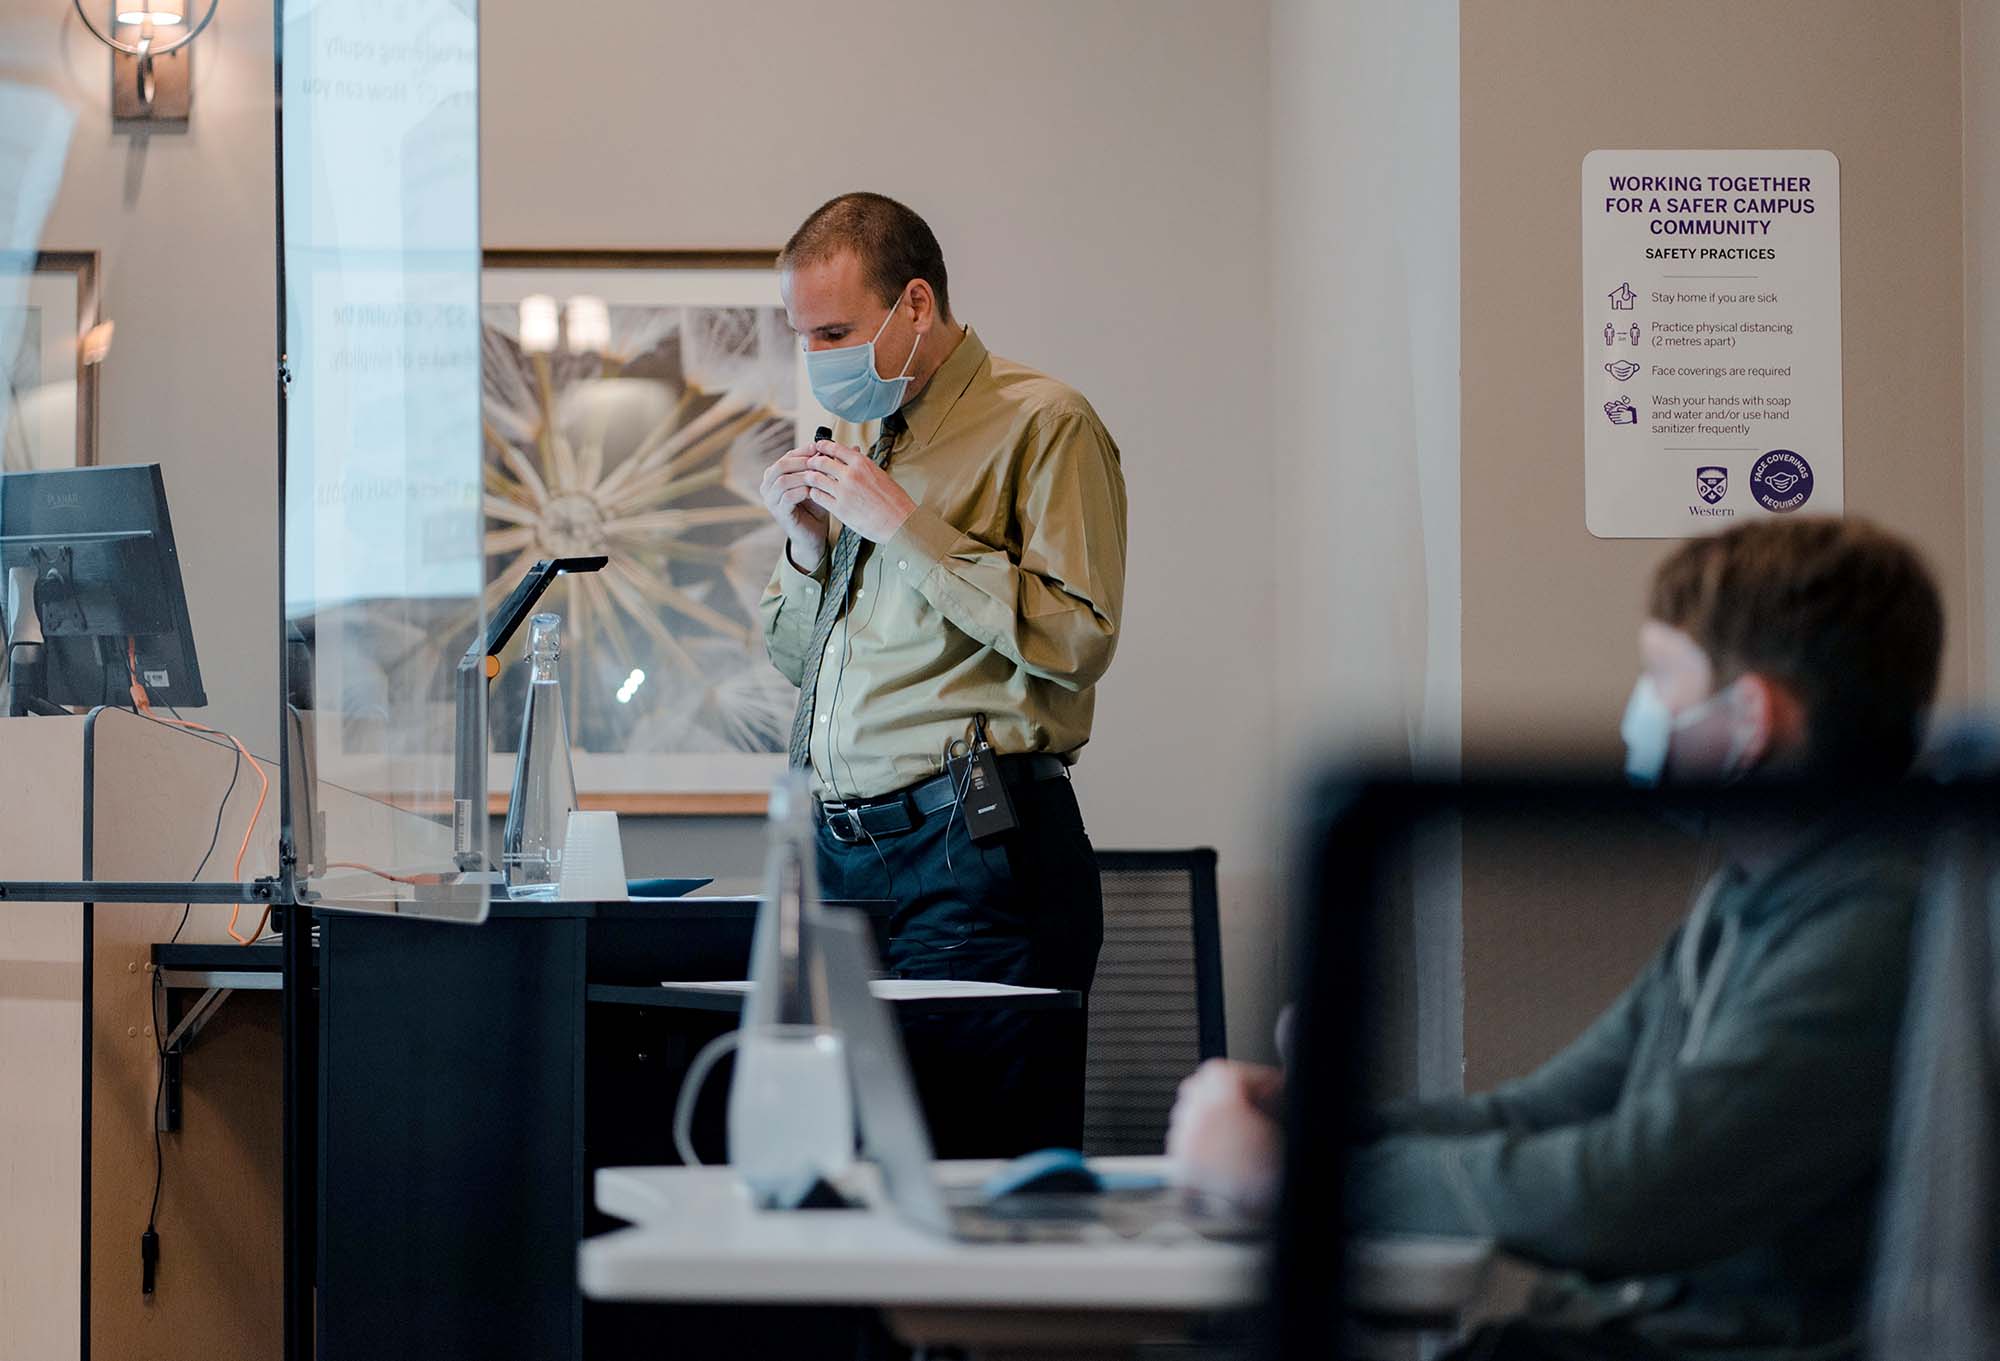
[595,979,1082,1015]
[583,1159,1493,1315]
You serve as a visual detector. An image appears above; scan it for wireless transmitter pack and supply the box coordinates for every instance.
[949,716,1018,844]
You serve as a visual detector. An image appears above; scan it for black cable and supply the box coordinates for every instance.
[124,705,240,757]
[144,733,243,1262]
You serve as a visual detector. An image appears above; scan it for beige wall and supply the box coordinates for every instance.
[1269,0,1463,1090]
[1463,0,1969,771]
[1969,0,2000,692]
[0,4,278,752]
[1460,0,1968,1083]
[485,0,1285,1053]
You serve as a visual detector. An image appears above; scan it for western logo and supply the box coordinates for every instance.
[1695,467,1728,504]
[1748,450,1813,514]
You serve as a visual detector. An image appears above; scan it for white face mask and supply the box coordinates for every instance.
[1621,676,1755,787]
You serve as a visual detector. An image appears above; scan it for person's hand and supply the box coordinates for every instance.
[1166,1059,1286,1215]
[759,446,831,570]
[800,440,918,544]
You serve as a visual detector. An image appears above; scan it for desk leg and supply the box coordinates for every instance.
[281,903,316,1361]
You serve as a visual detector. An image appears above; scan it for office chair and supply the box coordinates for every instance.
[1083,848,1226,1156]
[1868,823,2000,1361]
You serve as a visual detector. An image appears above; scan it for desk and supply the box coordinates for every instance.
[299,897,1076,1361]
[582,1159,1493,1359]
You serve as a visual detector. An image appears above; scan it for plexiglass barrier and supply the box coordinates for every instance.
[282,0,487,918]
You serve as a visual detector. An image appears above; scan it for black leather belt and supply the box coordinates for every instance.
[817,753,1068,844]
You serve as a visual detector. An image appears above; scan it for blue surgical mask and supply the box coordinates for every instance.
[803,296,920,424]
[1621,677,1675,787]
[1620,675,1753,787]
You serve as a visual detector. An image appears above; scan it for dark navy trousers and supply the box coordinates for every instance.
[816,775,1103,1158]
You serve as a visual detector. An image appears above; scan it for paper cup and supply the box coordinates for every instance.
[558,809,627,901]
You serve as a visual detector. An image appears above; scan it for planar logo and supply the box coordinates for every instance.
[1689,466,1734,518]
[1749,450,1813,514]
[42,492,81,511]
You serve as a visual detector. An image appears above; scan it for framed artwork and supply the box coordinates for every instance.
[480,249,821,814]
[2,251,100,473]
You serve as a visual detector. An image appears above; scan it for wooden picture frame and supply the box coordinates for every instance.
[481,248,818,816]
[3,251,100,473]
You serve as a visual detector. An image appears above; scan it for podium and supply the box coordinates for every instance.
[0,707,448,1361]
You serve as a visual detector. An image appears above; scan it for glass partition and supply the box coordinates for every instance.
[281,0,487,918]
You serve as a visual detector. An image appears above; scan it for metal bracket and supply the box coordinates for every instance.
[162,984,232,1053]
[157,983,231,1132]
[0,878,277,904]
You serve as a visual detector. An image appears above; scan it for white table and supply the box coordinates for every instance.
[581,1158,1493,1359]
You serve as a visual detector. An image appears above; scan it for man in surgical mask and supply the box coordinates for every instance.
[757,192,1127,1157]
[1168,518,1945,1361]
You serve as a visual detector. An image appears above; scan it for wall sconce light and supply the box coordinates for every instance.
[74,0,219,125]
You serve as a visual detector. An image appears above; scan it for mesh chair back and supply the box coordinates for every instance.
[1084,849,1225,1155]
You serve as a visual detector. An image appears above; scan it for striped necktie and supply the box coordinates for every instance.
[785,413,905,770]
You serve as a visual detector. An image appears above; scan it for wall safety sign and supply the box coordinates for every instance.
[1582,149,1842,538]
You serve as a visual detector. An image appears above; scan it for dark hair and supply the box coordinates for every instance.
[1648,517,1945,778]
[777,192,951,322]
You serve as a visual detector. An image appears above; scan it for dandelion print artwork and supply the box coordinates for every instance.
[480,254,821,804]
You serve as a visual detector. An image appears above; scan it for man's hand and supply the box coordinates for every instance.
[760,446,832,570]
[1166,1060,1286,1215]
[800,440,918,544]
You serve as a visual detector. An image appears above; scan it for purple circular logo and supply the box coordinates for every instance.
[1749,450,1814,513]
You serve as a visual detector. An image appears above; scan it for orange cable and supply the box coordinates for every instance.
[129,638,272,943]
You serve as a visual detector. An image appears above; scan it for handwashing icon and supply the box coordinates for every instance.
[1604,396,1637,426]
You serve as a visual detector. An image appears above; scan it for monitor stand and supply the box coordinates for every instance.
[0,564,62,717]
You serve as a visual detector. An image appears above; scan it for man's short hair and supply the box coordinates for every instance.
[778,192,952,323]
[1649,517,1944,778]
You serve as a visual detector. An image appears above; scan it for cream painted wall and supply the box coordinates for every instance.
[1463,0,1969,773]
[1460,0,1968,1086]
[0,4,278,752]
[1269,0,1463,1090]
[1969,0,2000,693]
[484,0,1284,1053]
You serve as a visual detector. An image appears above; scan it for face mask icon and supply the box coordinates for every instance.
[1605,360,1642,381]
[1762,471,1799,494]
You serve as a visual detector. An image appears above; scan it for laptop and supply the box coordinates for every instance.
[814,907,1263,1244]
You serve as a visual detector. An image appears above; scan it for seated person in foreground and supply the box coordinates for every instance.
[1169,518,1945,1361]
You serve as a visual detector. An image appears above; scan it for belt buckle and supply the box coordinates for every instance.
[822,802,865,845]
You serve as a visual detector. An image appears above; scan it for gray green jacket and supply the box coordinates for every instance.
[1346,825,1925,1359]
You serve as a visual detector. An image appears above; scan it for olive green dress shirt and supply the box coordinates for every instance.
[760,327,1127,800]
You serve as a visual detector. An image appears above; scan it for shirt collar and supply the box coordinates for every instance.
[897,325,987,449]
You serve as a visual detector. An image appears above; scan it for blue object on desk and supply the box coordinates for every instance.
[980,1148,1168,1199]
[626,877,713,899]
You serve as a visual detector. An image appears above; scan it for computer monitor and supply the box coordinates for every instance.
[0,463,206,712]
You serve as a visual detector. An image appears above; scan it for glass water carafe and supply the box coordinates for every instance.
[502,612,578,896]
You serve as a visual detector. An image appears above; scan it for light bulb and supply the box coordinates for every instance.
[117,0,185,23]
[518,295,558,354]
[564,295,610,354]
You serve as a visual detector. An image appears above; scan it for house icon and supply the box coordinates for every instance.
[1609,282,1638,311]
